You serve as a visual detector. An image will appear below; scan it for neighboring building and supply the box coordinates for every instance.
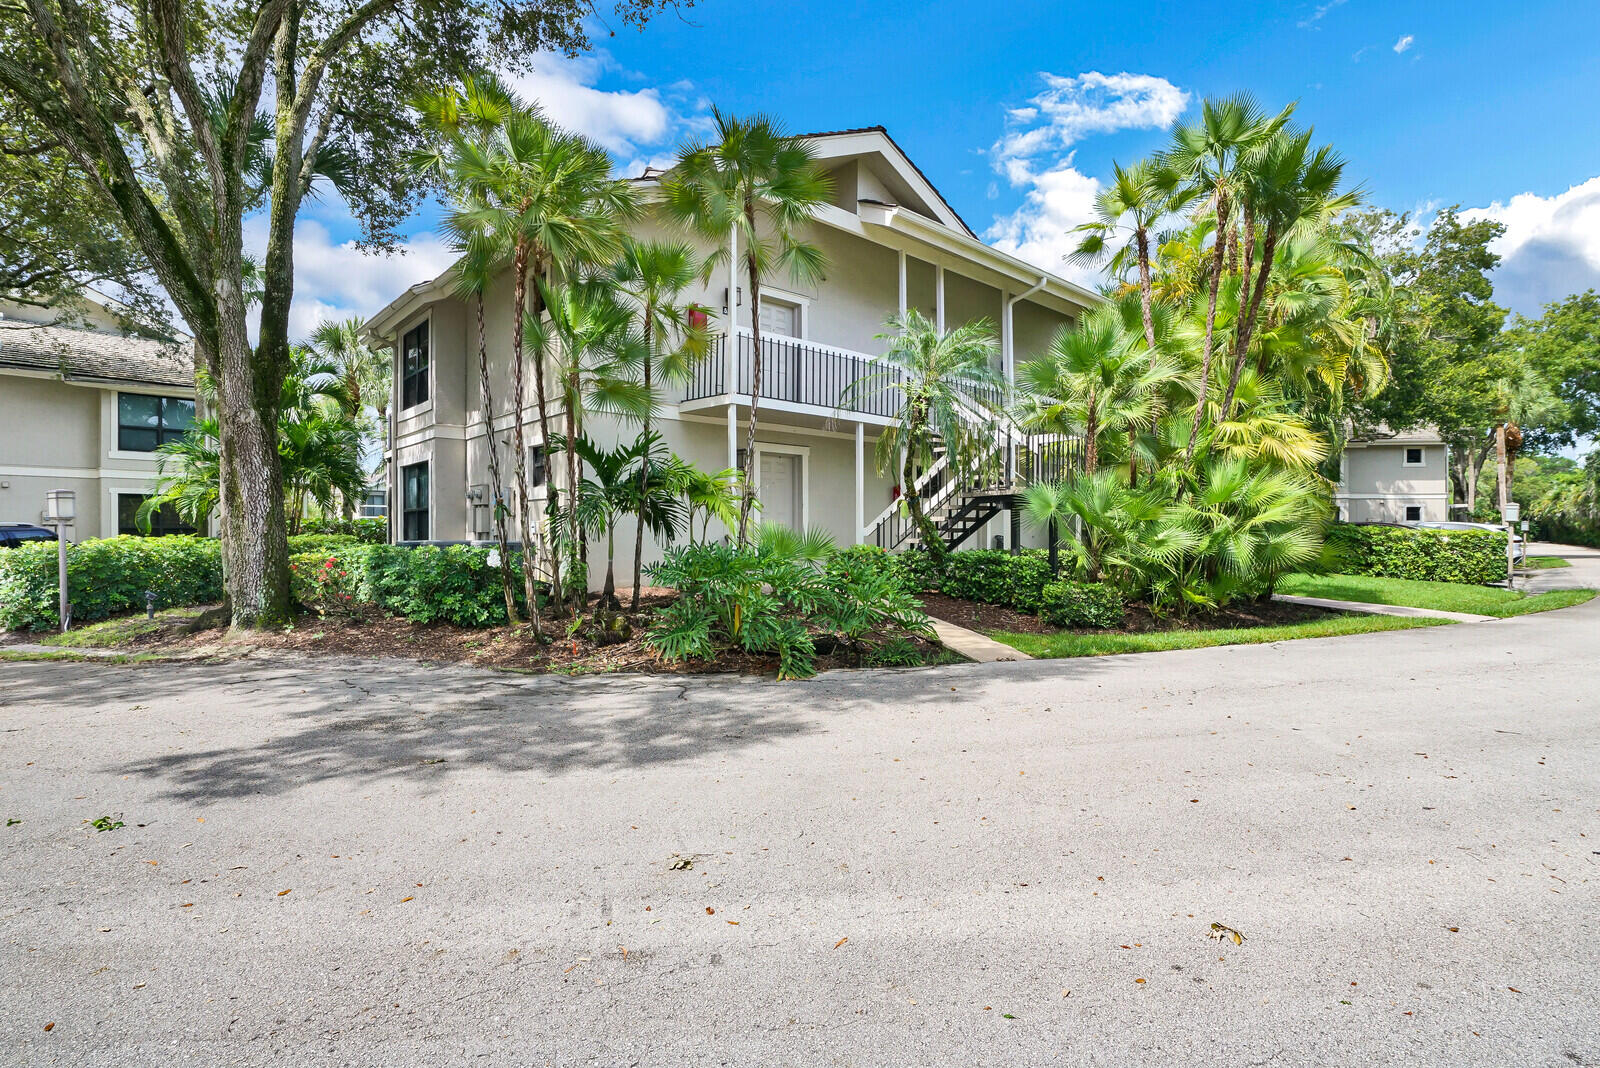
[1335,426,1450,524]
[364,127,1095,587]
[0,294,200,541]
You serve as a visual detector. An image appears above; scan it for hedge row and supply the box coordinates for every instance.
[291,544,538,627]
[834,546,1124,629]
[1325,524,1507,585]
[0,535,223,631]
[298,516,387,544]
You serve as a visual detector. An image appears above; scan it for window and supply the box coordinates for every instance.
[401,321,429,409]
[401,462,429,541]
[118,393,195,452]
[359,489,387,518]
[1403,446,1425,467]
[528,445,547,488]
[117,494,196,536]
[1404,505,1422,522]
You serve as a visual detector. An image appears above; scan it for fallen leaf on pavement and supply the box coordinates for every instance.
[1208,923,1245,945]
[834,937,848,949]
[1134,978,1146,984]
[277,889,291,897]
[43,1023,54,1032]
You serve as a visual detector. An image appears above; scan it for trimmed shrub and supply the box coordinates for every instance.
[0,535,223,632]
[889,548,943,595]
[299,516,387,544]
[941,550,1015,604]
[1039,580,1124,628]
[287,533,363,556]
[1006,552,1053,613]
[290,544,533,627]
[1324,524,1506,585]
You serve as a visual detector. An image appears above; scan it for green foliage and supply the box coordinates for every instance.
[864,637,924,667]
[286,533,364,556]
[89,816,125,833]
[299,516,388,543]
[645,538,931,680]
[289,545,537,627]
[1039,581,1125,629]
[0,536,223,632]
[1323,524,1506,585]
[941,550,1020,606]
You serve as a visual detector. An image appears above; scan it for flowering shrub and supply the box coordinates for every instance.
[288,552,361,617]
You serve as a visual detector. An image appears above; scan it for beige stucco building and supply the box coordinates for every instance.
[1334,426,1450,524]
[0,295,199,541]
[364,128,1096,586]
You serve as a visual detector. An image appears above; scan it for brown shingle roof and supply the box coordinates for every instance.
[0,319,192,388]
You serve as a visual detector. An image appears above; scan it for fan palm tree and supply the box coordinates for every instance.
[527,277,652,609]
[844,310,1002,565]
[1069,159,1186,357]
[421,75,641,614]
[612,238,711,607]
[1013,312,1182,477]
[661,109,833,543]
[1161,95,1294,458]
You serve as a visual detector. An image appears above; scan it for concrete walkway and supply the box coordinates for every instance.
[926,617,1033,661]
[1271,592,1498,623]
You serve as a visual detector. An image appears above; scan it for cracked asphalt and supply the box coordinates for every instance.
[2,546,1597,1066]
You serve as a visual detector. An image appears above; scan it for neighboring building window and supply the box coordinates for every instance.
[401,462,429,541]
[1405,505,1423,522]
[528,445,547,488]
[401,321,429,409]
[1403,446,1425,467]
[117,494,196,536]
[118,393,195,452]
[359,489,387,518]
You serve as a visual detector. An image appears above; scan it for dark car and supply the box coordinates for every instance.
[0,523,58,548]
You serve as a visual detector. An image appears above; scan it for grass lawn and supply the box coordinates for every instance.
[992,612,1449,659]
[1274,573,1595,618]
[35,606,210,649]
[1522,555,1571,570]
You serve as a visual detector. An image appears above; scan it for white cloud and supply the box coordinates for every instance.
[1298,0,1347,29]
[1461,176,1600,315]
[985,71,1189,282]
[1393,34,1414,54]
[244,216,456,342]
[504,51,711,166]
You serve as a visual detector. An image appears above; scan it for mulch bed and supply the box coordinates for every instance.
[918,591,1340,637]
[30,591,947,676]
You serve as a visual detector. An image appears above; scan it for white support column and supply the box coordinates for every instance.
[935,265,945,333]
[854,421,865,545]
[897,249,907,318]
[727,403,738,474]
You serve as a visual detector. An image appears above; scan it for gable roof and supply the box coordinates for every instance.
[0,317,193,389]
[798,126,975,238]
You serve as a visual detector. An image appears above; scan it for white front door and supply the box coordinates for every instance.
[758,450,803,531]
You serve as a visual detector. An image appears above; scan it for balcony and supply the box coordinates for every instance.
[680,329,1000,423]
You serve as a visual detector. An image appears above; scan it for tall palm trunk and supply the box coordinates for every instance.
[507,243,549,635]
[564,360,586,612]
[902,403,947,564]
[474,290,520,625]
[736,198,763,545]
[1221,218,1280,424]
[630,313,654,609]
[1084,391,1100,474]
[1187,190,1231,460]
[1130,227,1157,488]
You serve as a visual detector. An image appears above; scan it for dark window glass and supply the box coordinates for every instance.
[402,462,429,541]
[1404,447,1423,465]
[528,445,547,488]
[117,494,196,536]
[1405,505,1422,522]
[401,322,429,409]
[118,394,195,452]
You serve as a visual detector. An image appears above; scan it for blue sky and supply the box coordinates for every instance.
[285,0,1600,337]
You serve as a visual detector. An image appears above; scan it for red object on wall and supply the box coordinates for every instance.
[891,484,901,500]
[688,306,709,330]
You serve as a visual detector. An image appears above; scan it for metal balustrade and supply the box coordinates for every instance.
[681,330,903,419]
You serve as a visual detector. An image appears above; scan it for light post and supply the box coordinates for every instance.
[44,489,75,632]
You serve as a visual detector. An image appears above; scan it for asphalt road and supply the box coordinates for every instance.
[2,548,1597,1066]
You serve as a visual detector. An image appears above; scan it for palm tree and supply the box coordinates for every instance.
[662,109,833,543]
[570,431,688,608]
[424,76,641,614]
[1013,312,1181,476]
[1069,159,1185,357]
[612,238,710,607]
[307,317,392,520]
[1161,95,1294,458]
[676,463,743,543]
[527,277,652,609]
[845,310,1002,565]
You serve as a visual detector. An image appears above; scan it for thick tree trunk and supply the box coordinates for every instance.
[1496,423,1509,517]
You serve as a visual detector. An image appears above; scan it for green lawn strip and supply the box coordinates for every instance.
[1275,572,1595,618]
[1521,556,1571,570]
[0,649,155,664]
[991,613,1449,659]
[37,606,206,649]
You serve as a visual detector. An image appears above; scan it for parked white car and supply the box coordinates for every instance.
[1415,520,1523,547]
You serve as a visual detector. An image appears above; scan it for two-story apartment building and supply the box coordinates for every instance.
[363,127,1096,587]
[1334,426,1450,523]
[0,295,200,541]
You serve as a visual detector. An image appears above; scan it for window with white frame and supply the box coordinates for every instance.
[117,393,195,451]
[401,321,429,409]
[1404,504,1422,522]
[401,461,429,541]
[1403,446,1425,467]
